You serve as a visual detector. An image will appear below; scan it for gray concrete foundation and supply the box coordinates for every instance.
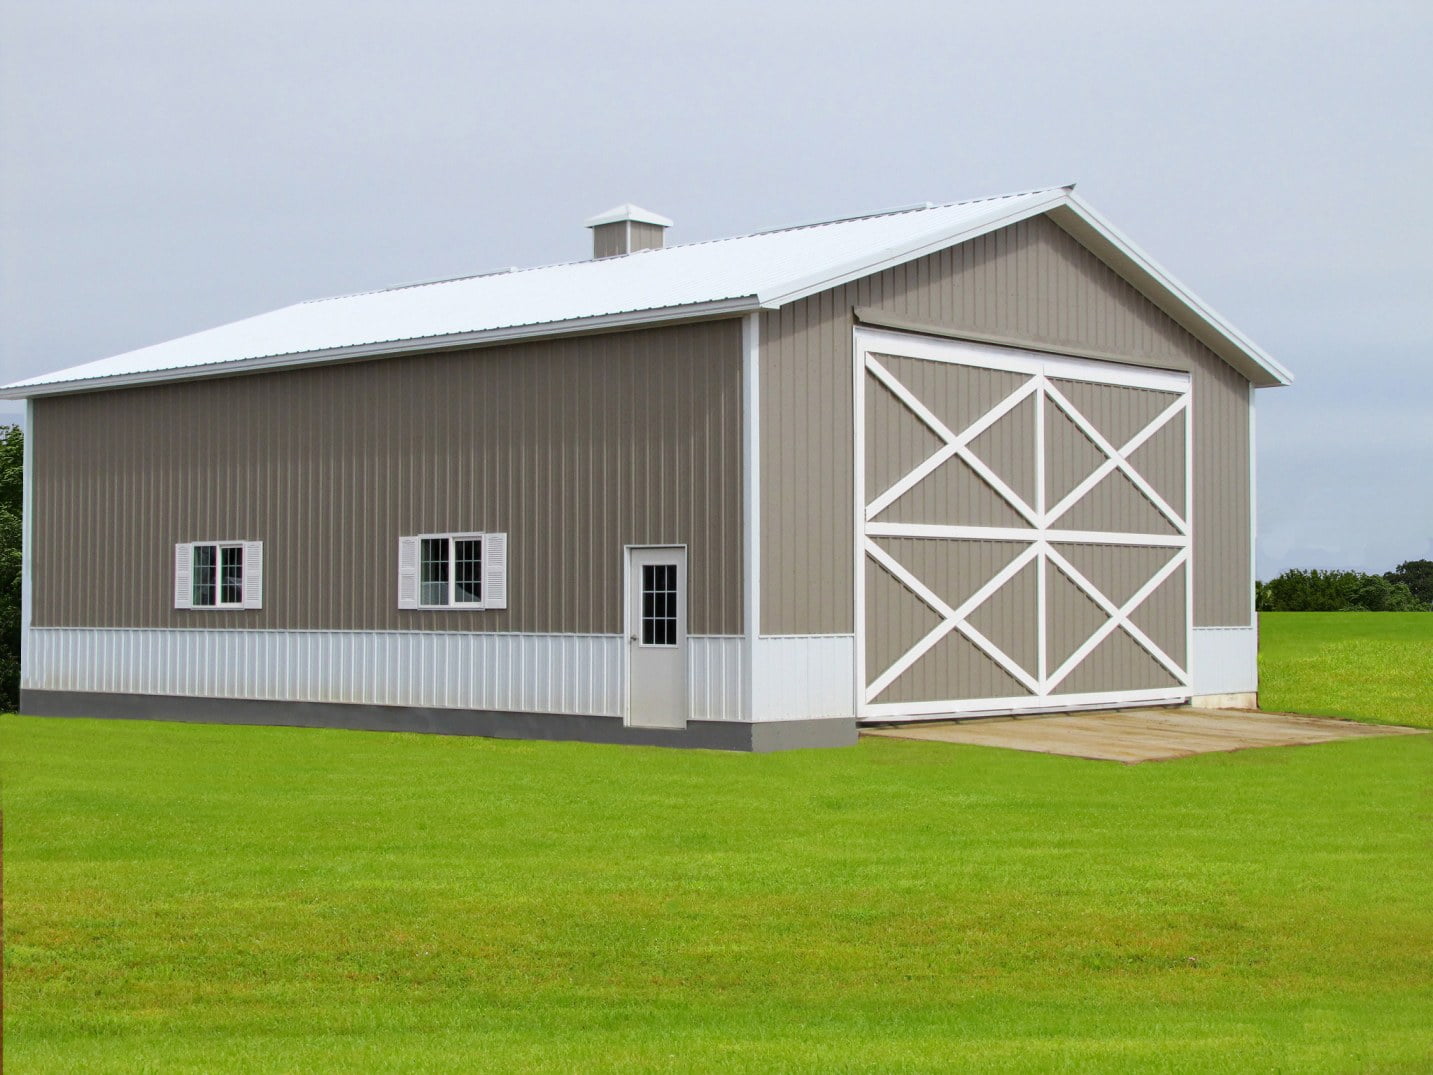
[20,690,858,752]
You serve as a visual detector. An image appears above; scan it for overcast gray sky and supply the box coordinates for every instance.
[2,0,1429,577]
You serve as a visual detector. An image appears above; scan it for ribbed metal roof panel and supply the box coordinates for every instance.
[5,189,1065,391]
[4,186,1291,393]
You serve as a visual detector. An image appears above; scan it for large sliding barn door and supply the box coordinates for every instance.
[855,329,1192,720]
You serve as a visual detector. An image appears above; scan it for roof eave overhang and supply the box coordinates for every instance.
[754,188,1290,390]
[753,188,1074,312]
[4,188,1290,399]
[0,296,760,399]
[1047,195,1292,388]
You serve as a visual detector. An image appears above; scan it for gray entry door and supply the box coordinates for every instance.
[626,546,688,728]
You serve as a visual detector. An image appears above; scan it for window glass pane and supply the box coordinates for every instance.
[220,546,244,604]
[640,562,678,646]
[453,538,483,604]
[420,537,449,606]
[192,545,217,607]
[641,565,654,644]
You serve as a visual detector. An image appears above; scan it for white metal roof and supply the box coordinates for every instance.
[2,186,1291,397]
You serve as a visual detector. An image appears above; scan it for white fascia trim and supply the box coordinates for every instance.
[0,297,759,399]
[584,204,675,228]
[757,188,1291,391]
[1051,194,1293,388]
[755,189,1073,311]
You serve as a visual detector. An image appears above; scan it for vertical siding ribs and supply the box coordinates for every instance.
[33,320,744,637]
[761,214,1252,635]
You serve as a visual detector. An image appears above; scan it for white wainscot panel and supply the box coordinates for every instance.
[751,635,856,722]
[1190,627,1258,696]
[25,629,624,718]
[688,636,744,721]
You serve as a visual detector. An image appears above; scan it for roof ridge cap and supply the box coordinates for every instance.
[293,184,1076,308]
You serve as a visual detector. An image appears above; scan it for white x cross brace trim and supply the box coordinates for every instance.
[861,345,1191,706]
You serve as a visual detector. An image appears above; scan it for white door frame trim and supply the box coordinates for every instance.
[622,543,689,726]
[858,327,1189,390]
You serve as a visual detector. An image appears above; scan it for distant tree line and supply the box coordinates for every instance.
[1256,562,1433,613]
[0,425,20,710]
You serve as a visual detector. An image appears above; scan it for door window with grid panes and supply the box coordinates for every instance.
[640,562,678,646]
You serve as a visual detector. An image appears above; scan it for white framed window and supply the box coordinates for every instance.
[397,532,507,610]
[174,541,263,610]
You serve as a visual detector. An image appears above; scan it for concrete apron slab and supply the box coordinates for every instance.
[860,707,1427,763]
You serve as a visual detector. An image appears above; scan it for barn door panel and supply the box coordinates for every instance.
[857,331,1192,719]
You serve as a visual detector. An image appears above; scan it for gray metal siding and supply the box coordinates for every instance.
[33,319,743,635]
[1052,543,1187,667]
[591,222,626,259]
[761,213,1252,633]
[591,221,665,258]
[866,537,1038,705]
[867,359,1035,530]
[628,221,666,252]
[1191,357,1252,625]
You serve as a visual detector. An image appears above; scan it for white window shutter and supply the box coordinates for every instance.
[483,532,508,610]
[174,543,193,610]
[242,541,264,609]
[397,536,420,609]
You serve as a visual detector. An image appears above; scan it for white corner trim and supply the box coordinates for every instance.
[20,399,33,683]
[1248,380,1258,627]
[742,311,760,722]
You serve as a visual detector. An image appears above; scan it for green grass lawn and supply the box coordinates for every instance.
[3,611,1428,1070]
[3,711,1431,1072]
[1259,611,1433,729]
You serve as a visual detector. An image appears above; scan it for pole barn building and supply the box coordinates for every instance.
[4,187,1291,750]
